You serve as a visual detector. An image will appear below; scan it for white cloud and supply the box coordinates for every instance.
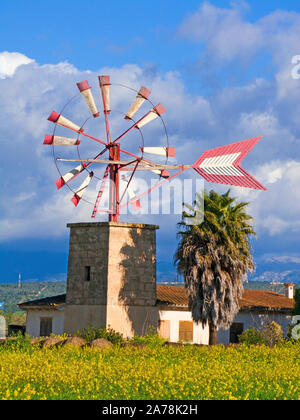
[264,255,300,264]
[234,160,300,236]
[0,51,34,79]
[0,43,300,247]
[178,2,263,61]
[178,2,300,66]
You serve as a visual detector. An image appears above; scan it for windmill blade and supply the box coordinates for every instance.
[48,111,83,132]
[77,80,99,118]
[98,75,110,113]
[150,169,170,178]
[71,172,94,207]
[135,104,166,129]
[55,162,86,190]
[133,199,141,210]
[44,135,80,146]
[140,147,175,157]
[112,104,166,145]
[121,175,141,210]
[193,137,267,190]
[119,167,187,211]
[125,87,151,120]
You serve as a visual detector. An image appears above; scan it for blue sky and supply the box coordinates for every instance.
[1,1,300,283]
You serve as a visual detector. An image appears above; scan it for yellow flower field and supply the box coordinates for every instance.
[0,341,299,400]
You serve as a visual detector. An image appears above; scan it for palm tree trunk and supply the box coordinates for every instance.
[209,323,218,345]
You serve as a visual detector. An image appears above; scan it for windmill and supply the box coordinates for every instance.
[44,75,266,222]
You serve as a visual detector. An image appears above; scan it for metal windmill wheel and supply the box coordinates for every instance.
[44,75,266,222]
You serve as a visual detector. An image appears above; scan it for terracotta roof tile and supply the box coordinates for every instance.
[18,286,295,312]
[157,285,295,311]
[157,285,188,307]
[240,289,294,310]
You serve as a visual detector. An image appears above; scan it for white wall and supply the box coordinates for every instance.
[217,311,293,344]
[159,309,209,345]
[26,308,65,337]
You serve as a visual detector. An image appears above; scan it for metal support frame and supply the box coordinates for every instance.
[108,143,120,222]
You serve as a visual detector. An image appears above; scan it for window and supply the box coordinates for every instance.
[230,323,244,343]
[84,266,91,282]
[158,320,170,341]
[179,321,193,343]
[40,317,52,337]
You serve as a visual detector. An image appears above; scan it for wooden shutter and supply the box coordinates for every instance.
[40,317,53,337]
[158,320,170,340]
[179,321,193,343]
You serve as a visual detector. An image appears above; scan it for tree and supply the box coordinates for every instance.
[174,190,256,345]
[293,289,300,315]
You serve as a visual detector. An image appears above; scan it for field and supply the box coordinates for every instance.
[0,341,299,400]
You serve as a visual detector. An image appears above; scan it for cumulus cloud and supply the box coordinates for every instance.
[178,2,263,61]
[0,51,34,79]
[232,160,300,236]
[264,255,300,264]
[178,2,300,121]
[178,2,300,65]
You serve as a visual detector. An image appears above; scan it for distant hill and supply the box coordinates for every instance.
[244,281,299,293]
[0,282,66,313]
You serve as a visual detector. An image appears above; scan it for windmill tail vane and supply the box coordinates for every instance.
[44,74,266,222]
[193,136,267,190]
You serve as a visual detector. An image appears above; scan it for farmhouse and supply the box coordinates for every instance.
[19,283,295,344]
[19,222,295,344]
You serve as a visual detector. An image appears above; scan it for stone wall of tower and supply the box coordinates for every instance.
[63,222,159,337]
[65,223,109,306]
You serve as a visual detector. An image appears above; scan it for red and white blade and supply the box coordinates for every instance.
[123,177,141,209]
[55,162,86,190]
[77,80,99,118]
[135,104,166,129]
[193,136,266,190]
[148,168,170,178]
[125,87,151,120]
[140,147,175,157]
[44,135,80,146]
[98,75,110,113]
[71,172,93,207]
[48,111,82,132]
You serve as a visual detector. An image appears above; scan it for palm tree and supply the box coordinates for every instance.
[174,189,256,345]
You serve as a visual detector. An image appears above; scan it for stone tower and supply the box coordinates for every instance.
[64,222,159,338]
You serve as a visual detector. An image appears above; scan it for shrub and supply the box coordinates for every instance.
[238,327,265,345]
[75,326,123,345]
[2,332,32,351]
[262,321,283,347]
[132,326,165,347]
